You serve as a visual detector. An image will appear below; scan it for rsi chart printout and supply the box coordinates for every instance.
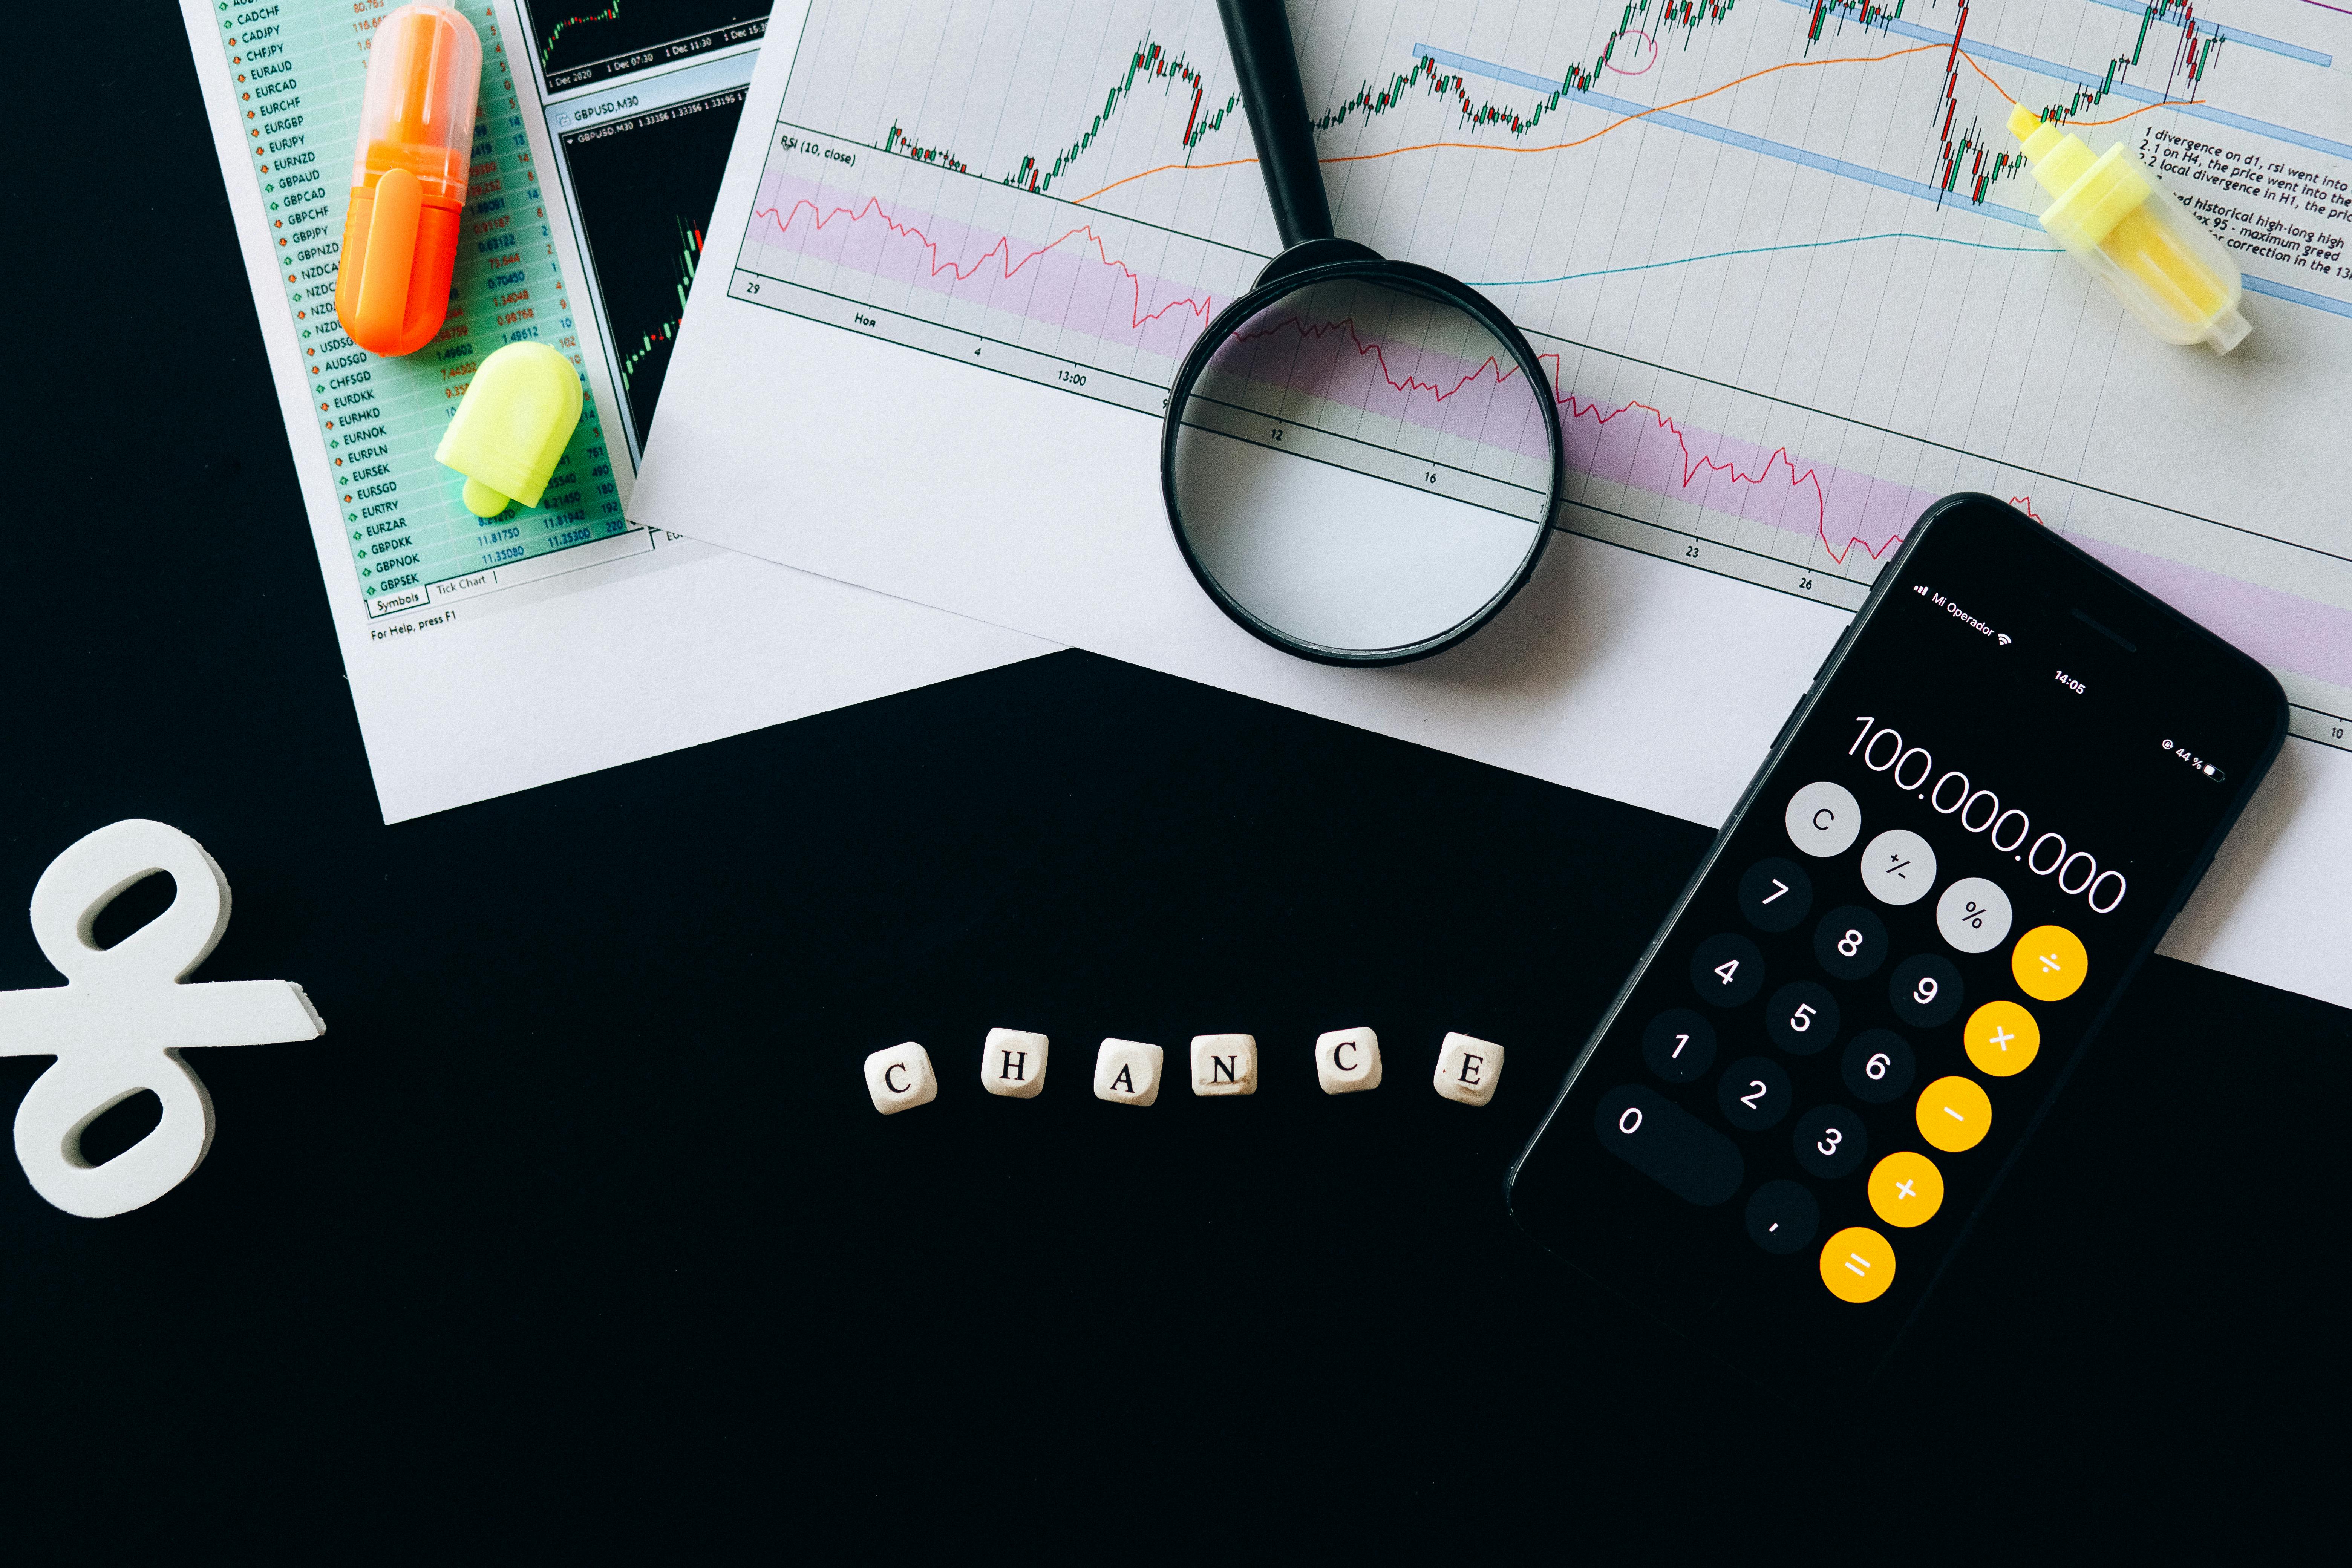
[178,0,1044,822]
[639,0,2352,1003]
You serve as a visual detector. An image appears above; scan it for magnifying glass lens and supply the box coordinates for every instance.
[1168,273,1557,661]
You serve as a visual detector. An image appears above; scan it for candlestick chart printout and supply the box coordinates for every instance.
[636,0,2352,1003]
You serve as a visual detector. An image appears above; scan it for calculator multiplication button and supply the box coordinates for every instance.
[2012,924,2089,1002]
[1867,1151,1945,1228]
[1784,781,1862,858]
[1888,953,1964,1027]
[1916,1075,1992,1153]
[1594,1083,1744,1206]
[1717,1055,1792,1131]
[1642,1008,1717,1083]
[1793,1104,1868,1179]
[1936,876,2014,954]
[1765,981,1840,1056]
[1859,829,1938,906]
[1690,933,1766,1007]
[1738,857,1814,933]
[1745,1179,1819,1255]
[1842,1029,1916,1104]
[1819,1226,1897,1303]
[1963,1000,2040,1077]
[1813,906,1888,980]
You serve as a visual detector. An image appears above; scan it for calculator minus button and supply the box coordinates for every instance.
[1595,1084,1745,1207]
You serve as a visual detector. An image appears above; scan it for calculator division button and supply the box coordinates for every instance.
[1717,1055,1793,1131]
[1738,857,1815,933]
[1642,1008,1717,1084]
[1963,1000,2040,1077]
[1690,934,1766,1008]
[1936,876,2013,955]
[1813,906,1888,980]
[1819,1226,1897,1303]
[1842,1029,1916,1104]
[1793,1105,1868,1179]
[1867,1152,1945,1228]
[1594,1084,1744,1206]
[2012,925,2089,1002]
[1916,1075,1993,1153]
[1745,1180,1819,1255]
[1765,981,1840,1057]
[1889,953,1964,1028]
[1785,781,1862,858]
[1860,829,1938,906]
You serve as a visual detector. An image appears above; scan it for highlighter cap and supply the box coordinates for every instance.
[350,3,481,202]
[435,344,586,516]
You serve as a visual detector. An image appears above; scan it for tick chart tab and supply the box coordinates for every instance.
[728,0,2352,749]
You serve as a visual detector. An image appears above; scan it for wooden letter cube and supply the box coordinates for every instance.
[1189,1034,1258,1096]
[1093,1039,1163,1106]
[1315,1027,1382,1093]
[1432,1032,1504,1107]
[864,1041,938,1115]
[981,1028,1049,1098]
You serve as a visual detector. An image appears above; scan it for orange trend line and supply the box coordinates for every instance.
[1956,47,2204,124]
[1070,41,1945,205]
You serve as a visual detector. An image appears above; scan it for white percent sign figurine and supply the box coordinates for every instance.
[0,820,325,1218]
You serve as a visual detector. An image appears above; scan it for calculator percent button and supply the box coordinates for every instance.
[1963,1000,2041,1077]
[1690,933,1766,1008]
[1819,1226,1897,1303]
[1594,1084,1744,1207]
[1717,1055,1792,1131]
[1936,876,2014,955]
[1784,781,1862,858]
[1745,1179,1819,1255]
[1916,1075,1993,1153]
[2013,924,2089,1002]
[1867,1151,1946,1228]
[1859,829,1937,906]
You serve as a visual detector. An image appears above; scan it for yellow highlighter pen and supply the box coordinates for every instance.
[2008,105,2250,352]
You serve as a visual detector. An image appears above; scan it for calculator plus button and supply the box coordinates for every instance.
[1594,1084,1744,1206]
[1717,1055,1792,1131]
[1642,1008,1718,1083]
[1819,1226,1897,1303]
[1916,1075,1993,1153]
[2012,925,2089,1002]
[1793,1104,1868,1179]
[1690,934,1765,1007]
[1963,1000,2041,1077]
[1765,981,1840,1056]
[1842,1029,1916,1104]
[1745,1179,1819,1255]
[1738,858,1814,933]
[1784,781,1862,858]
[1888,953,1964,1028]
[1813,908,1889,983]
[1859,829,1938,906]
[1867,1152,1946,1228]
[1936,876,2014,955]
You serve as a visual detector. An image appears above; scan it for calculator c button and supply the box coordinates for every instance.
[1915,1075,1992,1153]
[1819,1225,1897,1303]
[1963,1000,2040,1077]
[1785,781,1862,858]
[1867,1152,1945,1228]
[1594,1084,1744,1207]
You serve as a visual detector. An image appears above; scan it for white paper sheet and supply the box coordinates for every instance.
[181,0,1049,825]
[637,0,2352,1005]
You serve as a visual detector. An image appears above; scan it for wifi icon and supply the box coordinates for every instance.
[1996,634,2012,646]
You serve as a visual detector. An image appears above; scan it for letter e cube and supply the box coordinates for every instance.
[1432,1032,1504,1107]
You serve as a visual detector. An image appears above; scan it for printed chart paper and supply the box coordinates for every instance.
[181,0,1047,824]
[637,0,2352,1005]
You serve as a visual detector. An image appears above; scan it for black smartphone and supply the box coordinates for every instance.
[1507,494,2287,1387]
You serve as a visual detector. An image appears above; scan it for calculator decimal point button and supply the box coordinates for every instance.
[1785,781,1862,858]
[1738,857,1814,933]
[1716,1055,1792,1131]
[1745,1179,1819,1255]
[1690,933,1766,1008]
[1813,906,1888,980]
[1842,1028,1916,1104]
[1642,1008,1717,1084]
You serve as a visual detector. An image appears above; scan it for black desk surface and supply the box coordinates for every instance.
[3,6,2343,1552]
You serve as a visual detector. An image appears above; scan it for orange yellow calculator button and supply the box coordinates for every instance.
[2012,925,2088,1002]
[1916,1075,1992,1152]
[1963,1000,2041,1077]
[1867,1151,1946,1227]
[1819,1225,1897,1303]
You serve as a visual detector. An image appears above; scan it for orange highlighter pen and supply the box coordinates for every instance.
[333,3,482,357]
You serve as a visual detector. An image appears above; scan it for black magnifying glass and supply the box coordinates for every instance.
[1161,0,1566,667]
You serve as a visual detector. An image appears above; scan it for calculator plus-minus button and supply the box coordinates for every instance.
[1594,1084,1744,1206]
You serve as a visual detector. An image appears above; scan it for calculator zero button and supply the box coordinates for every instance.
[1859,829,1937,906]
[1690,934,1765,1008]
[1717,1055,1792,1131]
[1785,781,1862,858]
[1594,1084,1745,1206]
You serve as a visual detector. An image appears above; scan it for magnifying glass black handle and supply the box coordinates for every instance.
[1216,0,1334,250]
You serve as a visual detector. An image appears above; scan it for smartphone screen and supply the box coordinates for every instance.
[1507,496,2287,1385]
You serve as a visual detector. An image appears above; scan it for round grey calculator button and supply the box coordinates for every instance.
[1936,876,2014,954]
[1859,829,1937,905]
[1745,1180,1818,1255]
[1784,782,1861,858]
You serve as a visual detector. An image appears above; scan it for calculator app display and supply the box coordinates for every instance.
[1508,498,2287,1382]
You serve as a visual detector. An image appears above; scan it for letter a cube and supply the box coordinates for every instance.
[1093,1039,1163,1106]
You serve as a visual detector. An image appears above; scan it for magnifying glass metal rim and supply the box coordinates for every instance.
[1158,253,1568,668]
